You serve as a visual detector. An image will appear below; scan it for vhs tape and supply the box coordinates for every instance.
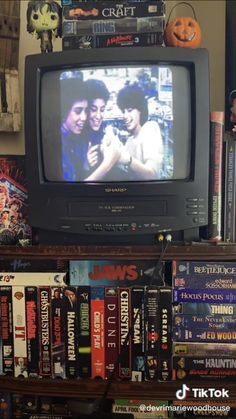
[25,286,39,378]
[91,286,105,379]
[173,302,236,315]
[173,313,236,331]
[104,287,118,379]
[173,342,236,357]
[173,356,236,370]
[173,288,236,304]
[173,328,236,343]
[63,286,78,378]
[118,287,132,379]
[63,1,165,20]
[0,286,14,375]
[62,16,164,36]
[172,260,236,278]
[12,286,28,378]
[77,286,91,378]
[63,31,163,49]
[70,259,164,286]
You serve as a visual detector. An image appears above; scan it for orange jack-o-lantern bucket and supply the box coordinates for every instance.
[164,2,202,48]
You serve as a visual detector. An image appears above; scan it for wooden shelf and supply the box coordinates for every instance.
[1,376,236,400]
[0,242,236,260]
[1,243,236,400]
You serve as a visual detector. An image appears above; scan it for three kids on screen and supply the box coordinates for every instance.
[60,74,164,182]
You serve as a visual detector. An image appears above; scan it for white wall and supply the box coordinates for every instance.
[0,0,225,155]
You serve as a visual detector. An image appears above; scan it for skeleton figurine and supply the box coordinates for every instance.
[27,0,62,53]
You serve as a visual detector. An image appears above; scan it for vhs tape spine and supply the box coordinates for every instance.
[77,285,91,378]
[12,286,28,377]
[62,16,164,37]
[63,31,163,49]
[38,287,52,377]
[172,260,236,278]
[173,302,236,315]
[173,328,236,343]
[172,288,236,304]
[91,286,105,379]
[173,367,236,380]
[63,286,78,378]
[224,133,236,242]
[0,272,66,286]
[207,111,224,241]
[173,342,236,356]
[173,356,236,370]
[0,286,14,375]
[145,286,159,381]
[25,286,38,377]
[63,1,165,20]
[158,287,172,381]
[104,287,118,379]
[51,287,66,379]
[118,287,131,380]
[173,313,236,331]
[131,286,145,382]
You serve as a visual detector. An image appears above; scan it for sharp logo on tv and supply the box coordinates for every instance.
[105,187,127,193]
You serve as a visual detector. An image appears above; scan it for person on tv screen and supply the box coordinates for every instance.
[116,83,164,180]
[60,78,89,181]
[84,79,124,182]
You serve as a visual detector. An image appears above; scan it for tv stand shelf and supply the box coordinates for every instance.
[1,243,236,400]
[1,242,236,260]
[1,376,236,400]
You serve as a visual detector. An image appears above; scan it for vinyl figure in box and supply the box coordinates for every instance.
[0,157,32,246]
[26,0,62,53]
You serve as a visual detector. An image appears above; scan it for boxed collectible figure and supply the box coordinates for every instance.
[0,156,31,245]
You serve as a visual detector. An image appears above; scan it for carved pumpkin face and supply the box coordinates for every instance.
[164,17,202,48]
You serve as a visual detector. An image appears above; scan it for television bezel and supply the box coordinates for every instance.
[24,46,209,242]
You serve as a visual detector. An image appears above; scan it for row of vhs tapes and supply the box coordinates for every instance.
[62,0,166,49]
[172,260,236,381]
[0,284,172,381]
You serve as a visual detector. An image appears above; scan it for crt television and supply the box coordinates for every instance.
[24,46,210,245]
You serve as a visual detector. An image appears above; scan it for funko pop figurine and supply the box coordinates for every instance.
[27,0,62,53]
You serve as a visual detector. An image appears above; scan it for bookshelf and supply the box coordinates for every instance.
[1,243,236,400]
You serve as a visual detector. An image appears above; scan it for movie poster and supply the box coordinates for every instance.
[225,1,236,131]
[0,156,32,245]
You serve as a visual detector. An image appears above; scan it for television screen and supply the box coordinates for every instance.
[41,64,191,183]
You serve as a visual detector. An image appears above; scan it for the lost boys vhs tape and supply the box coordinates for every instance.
[63,1,165,20]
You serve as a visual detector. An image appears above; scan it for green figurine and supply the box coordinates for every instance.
[26,0,62,53]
